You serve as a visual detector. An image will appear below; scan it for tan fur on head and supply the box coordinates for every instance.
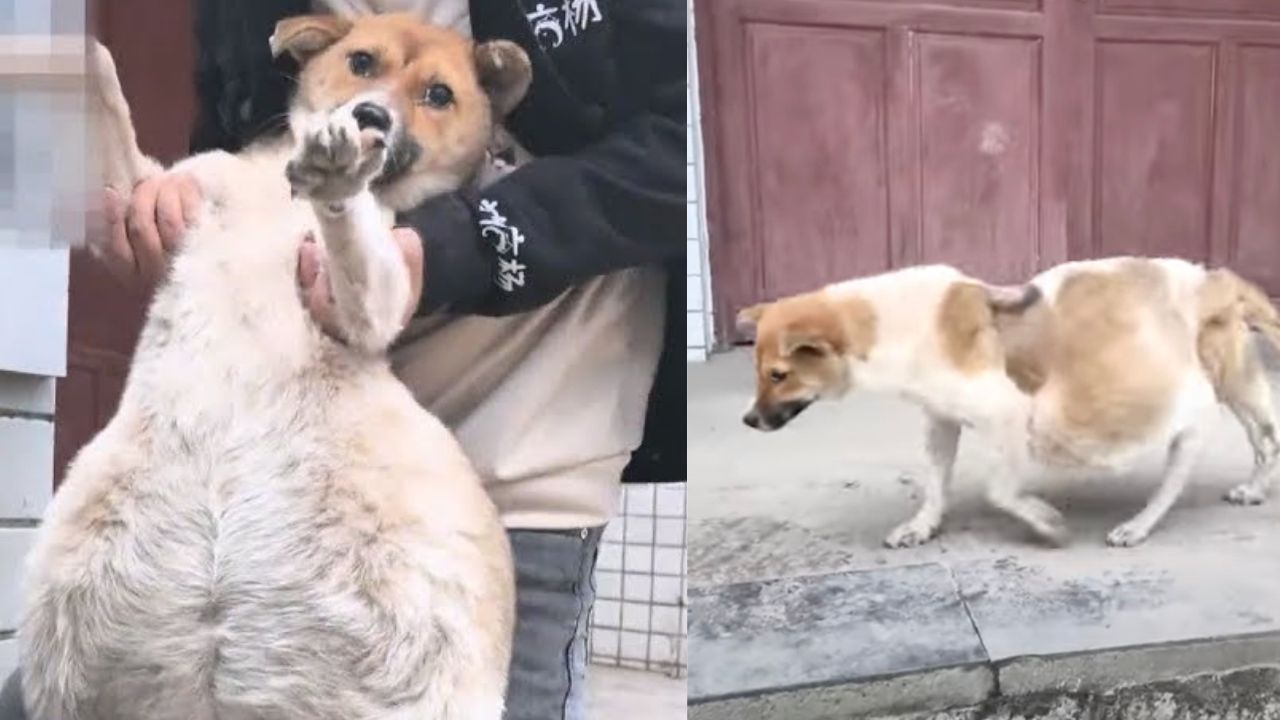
[277,13,531,209]
[474,41,532,117]
[742,291,876,430]
[270,15,354,62]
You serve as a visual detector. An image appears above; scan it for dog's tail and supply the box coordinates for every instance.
[88,39,163,195]
[1203,268,1280,353]
[985,282,1043,314]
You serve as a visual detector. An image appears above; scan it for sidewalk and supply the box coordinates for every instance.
[587,664,686,718]
[688,349,1280,718]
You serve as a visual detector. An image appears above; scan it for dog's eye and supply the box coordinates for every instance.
[424,83,454,109]
[769,369,788,384]
[348,51,376,77]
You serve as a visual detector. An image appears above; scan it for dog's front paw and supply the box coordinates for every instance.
[1105,520,1150,548]
[1225,483,1266,506]
[884,519,939,549]
[286,116,387,204]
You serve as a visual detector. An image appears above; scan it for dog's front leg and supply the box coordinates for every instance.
[287,116,409,354]
[311,194,409,353]
[885,416,960,548]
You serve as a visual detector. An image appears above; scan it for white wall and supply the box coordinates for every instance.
[687,1,714,360]
[0,0,82,679]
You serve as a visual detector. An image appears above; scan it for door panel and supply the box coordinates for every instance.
[1229,44,1280,293]
[749,24,891,300]
[1093,40,1216,260]
[1098,0,1280,20]
[918,33,1041,282]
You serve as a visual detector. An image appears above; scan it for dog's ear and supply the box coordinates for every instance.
[781,332,835,359]
[736,303,767,332]
[270,15,353,63]
[474,40,532,117]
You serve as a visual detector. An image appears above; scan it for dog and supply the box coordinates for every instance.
[18,14,530,720]
[738,258,1280,549]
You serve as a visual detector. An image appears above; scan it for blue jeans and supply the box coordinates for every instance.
[504,526,602,720]
[0,526,603,720]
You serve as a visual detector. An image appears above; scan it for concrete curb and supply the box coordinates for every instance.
[690,632,1280,719]
[689,664,995,720]
[996,630,1280,697]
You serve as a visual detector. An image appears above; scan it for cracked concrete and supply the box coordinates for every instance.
[688,349,1280,718]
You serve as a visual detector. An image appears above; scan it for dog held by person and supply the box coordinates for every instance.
[738,258,1280,549]
[18,13,530,720]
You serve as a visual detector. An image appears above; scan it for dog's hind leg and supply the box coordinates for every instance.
[986,418,1069,545]
[885,416,960,548]
[1223,354,1280,506]
[1106,427,1203,547]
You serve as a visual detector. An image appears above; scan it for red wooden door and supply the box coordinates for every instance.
[697,0,1280,344]
[53,0,195,484]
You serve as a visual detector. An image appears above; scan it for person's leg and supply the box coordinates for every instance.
[504,527,602,720]
[0,667,25,720]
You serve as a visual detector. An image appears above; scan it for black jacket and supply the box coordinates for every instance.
[191,0,686,484]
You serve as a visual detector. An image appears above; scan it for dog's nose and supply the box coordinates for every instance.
[743,409,761,429]
[352,102,392,133]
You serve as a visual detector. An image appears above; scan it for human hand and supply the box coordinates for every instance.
[92,172,202,288]
[296,227,424,338]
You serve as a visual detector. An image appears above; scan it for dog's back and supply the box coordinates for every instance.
[1013,257,1278,468]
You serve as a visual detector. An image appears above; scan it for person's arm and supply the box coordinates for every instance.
[398,1,686,317]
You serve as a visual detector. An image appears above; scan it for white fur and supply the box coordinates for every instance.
[817,259,1248,548]
[18,40,513,720]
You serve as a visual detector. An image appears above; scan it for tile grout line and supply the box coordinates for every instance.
[945,560,1000,699]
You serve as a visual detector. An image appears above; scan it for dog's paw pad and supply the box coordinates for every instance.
[1105,522,1149,548]
[1225,484,1266,506]
[884,522,938,549]
[287,117,387,203]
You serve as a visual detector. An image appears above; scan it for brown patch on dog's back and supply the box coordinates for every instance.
[1051,261,1185,447]
[937,282,1004,375]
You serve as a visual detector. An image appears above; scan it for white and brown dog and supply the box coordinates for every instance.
[19,14,529,720]
[739,258,1280,549]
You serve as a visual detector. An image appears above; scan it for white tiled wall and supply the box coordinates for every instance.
[588,483,687,677]
[687,1,714,360]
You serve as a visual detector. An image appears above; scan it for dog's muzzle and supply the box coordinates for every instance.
[352,101,392,133]
[743,399,813,432]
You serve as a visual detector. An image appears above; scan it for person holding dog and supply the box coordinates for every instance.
[0,1,683,719]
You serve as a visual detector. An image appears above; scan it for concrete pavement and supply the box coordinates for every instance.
[688,349,1280,718]
[586,664,686,718]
